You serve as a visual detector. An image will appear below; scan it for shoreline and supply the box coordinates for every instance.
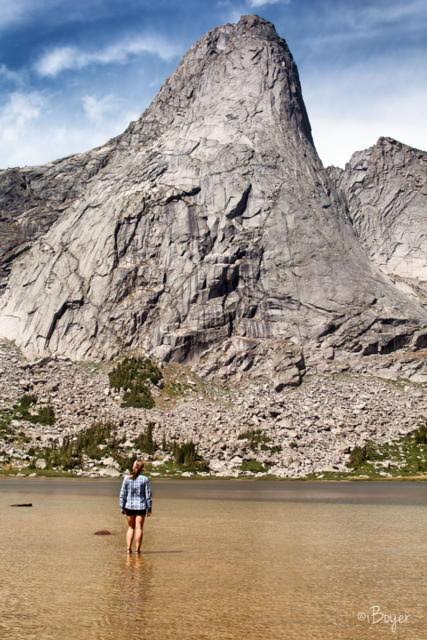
[1,471,426,482]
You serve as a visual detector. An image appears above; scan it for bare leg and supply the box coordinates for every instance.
[135,515,145,553]
[126,515,136,552]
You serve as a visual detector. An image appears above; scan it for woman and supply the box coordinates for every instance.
[119,459,153,554]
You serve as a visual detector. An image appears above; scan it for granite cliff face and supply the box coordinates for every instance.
[329,137,427,309]
[0,16,426,381]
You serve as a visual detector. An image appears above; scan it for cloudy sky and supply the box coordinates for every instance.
[1,0,426,169]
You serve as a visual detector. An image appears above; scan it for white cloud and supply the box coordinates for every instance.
[248,0,289,7]
[35,47,77,77]
[0,63,23,85]
[82,94,116,122]
[0,91,45,147]
[0,0,118,31]
[360,0,427,26]
[303,0,427,49]
[35,35,182,77]
[0,0,65,30]
[0,0,36,29]
[303,59,427,167]
[0,89,140,168]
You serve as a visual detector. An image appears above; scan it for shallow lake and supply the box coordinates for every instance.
[0,478,425,639]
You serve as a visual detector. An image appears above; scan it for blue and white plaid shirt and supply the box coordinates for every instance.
[119,474,153,512]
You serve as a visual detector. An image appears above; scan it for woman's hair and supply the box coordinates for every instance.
[130,459,144,480]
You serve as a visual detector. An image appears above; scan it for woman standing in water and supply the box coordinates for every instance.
[119,459,153,554]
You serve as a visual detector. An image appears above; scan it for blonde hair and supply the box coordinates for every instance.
[131,459,144,480]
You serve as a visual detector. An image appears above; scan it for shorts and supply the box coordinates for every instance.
[123,508,147,516]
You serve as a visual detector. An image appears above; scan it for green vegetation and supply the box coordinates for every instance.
[172,440,210,472]
[238,428,271,450]
[143,460,209,477]
[269,445,282,454]
[343,423,427,477]
[109,357,162,409]
[134,427,209,473]
[240,459,267,474]
[0,410,13,439]
[163,380,192,398]
[135,422,157,455]
[414,423,427,445]
[28,422,130,472]
[348,444,371,469]
[17,421,209,476]
[0,466,75,478]
[236,428,282,454]
[13,395,56,425]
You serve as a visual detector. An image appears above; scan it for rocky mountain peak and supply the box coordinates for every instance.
[0,18,426,383]
[124,12,313,151]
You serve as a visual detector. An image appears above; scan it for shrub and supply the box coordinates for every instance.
[31,405,55,426]
[268,445,282,454]
[237,428,271,450]
[109,357,162,389]
[109,357,162,409]
[13,395,55,425]
[122,387,154,409]
[172,440,209,471]
[115,452,136,473]
[39,422,123,470]
[15,394,38,411]
[135,422,157,454]
[348,444,369,469]
[74,422,113,459]
[413,424,427,445]
[173,440,196,465]
[161,432,169,451]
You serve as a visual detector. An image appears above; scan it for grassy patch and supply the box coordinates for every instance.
[345,424,427,477]
[240,459,268,474]
[145,459,210,476]
[306,424,427,480]
[163,381,193,398]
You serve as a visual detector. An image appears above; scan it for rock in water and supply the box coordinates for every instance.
[94,530,112,536]
[0,16,426,379]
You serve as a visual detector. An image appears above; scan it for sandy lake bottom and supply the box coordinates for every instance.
[0,478,425,640]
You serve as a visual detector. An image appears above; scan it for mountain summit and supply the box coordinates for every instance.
[0,16,426,382]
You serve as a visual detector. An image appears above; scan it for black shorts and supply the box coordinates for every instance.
[123,508,146,516]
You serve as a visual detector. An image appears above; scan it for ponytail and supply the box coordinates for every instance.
[131,459,144,480]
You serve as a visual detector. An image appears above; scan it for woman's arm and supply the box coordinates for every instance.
[145,477,153,515]
[119,477,129,511]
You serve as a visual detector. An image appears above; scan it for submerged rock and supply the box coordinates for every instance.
[94,530,112,536]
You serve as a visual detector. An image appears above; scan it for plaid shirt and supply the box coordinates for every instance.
[119,474,153,512]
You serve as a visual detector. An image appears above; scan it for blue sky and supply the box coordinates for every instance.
[1,0,426,169]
